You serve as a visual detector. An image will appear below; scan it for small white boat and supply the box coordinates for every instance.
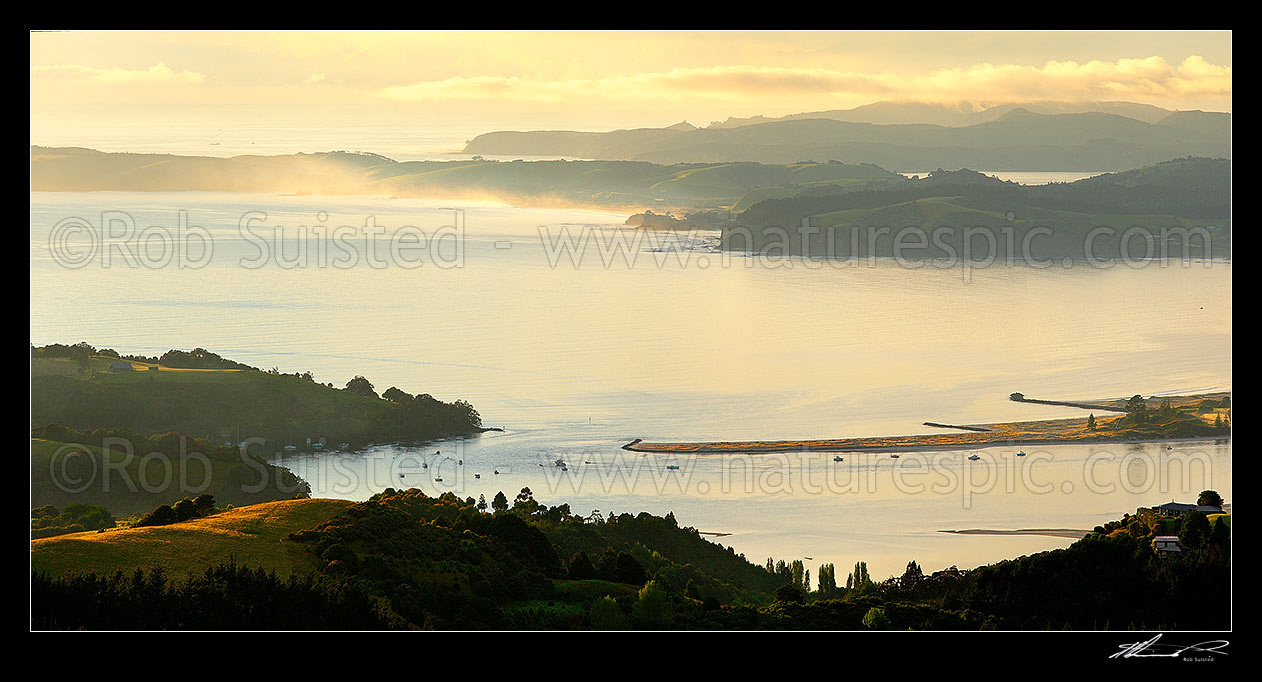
[968,453,981,461]
[1016,450,1026,457]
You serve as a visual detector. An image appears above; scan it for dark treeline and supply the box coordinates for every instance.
[32,486,1230,630]
[32,561,393,630]
[157,348,257,371]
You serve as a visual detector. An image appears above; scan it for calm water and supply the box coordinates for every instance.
[30,191,1232,579]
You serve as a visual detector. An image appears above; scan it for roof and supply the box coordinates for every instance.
[1155,502,1222,513]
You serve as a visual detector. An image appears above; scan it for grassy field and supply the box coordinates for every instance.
[31,438,310,516]
[31,498,352,579]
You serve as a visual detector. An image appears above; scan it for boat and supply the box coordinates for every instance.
[833,455,844,462]
[666,464,680,470]
[474,474,481,479]
[283,445,297,452]
[968,453,981,461]
[553,458,567,467]
[890,454,900,459]
[1016,450,1026,457]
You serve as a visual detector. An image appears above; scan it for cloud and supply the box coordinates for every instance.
[32,62,206,84]
[376,56,1230,107]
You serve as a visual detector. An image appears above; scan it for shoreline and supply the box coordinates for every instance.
[622,434,1229,455]
[939,528,1090,539]
[623,392,1230,454]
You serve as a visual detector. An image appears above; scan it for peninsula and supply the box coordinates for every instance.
[624,392,1230,454]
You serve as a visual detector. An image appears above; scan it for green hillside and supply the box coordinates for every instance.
[31,345,483,451]
[31,437,311,516]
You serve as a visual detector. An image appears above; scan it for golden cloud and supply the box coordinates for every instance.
[32,62,206,84]
[376,56,1230,107]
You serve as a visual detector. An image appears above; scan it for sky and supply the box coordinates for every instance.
[30,30,1232,152]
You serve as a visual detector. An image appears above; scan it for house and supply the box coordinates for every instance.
[1153,536,1182,554]
[1153,501,1223,517]
[108,362,133,372]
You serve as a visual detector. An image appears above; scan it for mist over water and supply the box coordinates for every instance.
[30,191,1231,579]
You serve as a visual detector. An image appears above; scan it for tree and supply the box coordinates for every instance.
[901,560,924,590]
[588,596,627,630]
[344,375,378,399]
[1179,510,1210,550]
[847,561,873,595]
[1197,490,1224,507]
[193,494,216,514]
[453,399,482,428]
[632,580,669,628]
[476,494,487,511]
[567,551,596,580]
[774,584,804,604]
[567,550,595,578]
[513,487,540,515]
[382,386,412,403]
[1124,394,1148,424]
[817,563,838,597]
[1087,413,1096,430]
[862,606,890,630]
[1209,518,1230,548]
[604,552,647,586]
[491,491,509,513]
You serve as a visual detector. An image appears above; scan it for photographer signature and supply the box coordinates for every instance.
[1111,634,1229,659]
